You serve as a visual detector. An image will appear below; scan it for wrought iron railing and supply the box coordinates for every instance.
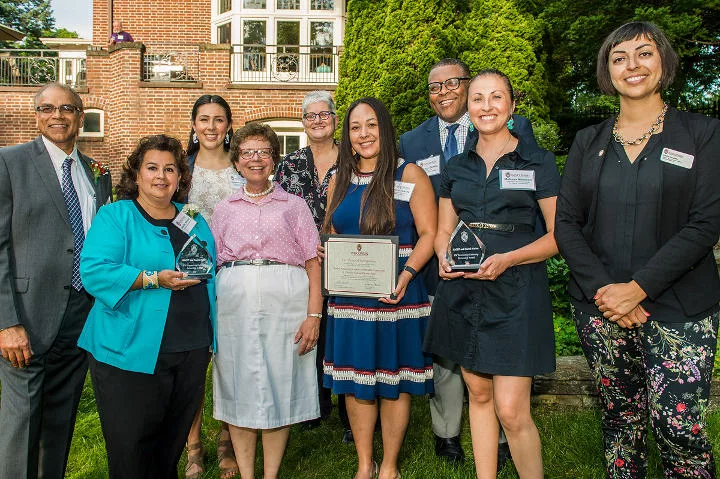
[230,44,339,84]
[142,44,200,82]
[0,49,86,87]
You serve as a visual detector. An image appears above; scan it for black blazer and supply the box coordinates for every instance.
[555,108,720,317]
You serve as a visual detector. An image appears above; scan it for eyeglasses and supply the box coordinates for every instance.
[303,111,335,121]
[427,77,470,95]
[239,148,273,160]
[35,104,82,115]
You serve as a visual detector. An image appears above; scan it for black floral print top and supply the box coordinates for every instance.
[276,145,337,232]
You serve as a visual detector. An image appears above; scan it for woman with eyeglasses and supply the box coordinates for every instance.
[211,123,322,479]
[275,90,354,438]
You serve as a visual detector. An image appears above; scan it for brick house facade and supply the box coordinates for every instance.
[0,0,344,182]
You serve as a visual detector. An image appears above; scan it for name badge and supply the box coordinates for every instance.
[229,172,246,189]
[394,181,415,202]
[660,148,694,169]
[416,155,440,176]
[499,169,536,190]
[172,211,197,235]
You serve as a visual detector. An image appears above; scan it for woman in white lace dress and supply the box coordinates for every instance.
[183,94,243,479]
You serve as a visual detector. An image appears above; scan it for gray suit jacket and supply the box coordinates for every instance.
[0,136,112,355]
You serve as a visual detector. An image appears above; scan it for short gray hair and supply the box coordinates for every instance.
[34,83,83,110]
[302,90,336,116]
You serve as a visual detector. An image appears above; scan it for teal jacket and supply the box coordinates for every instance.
[78,200,217,374]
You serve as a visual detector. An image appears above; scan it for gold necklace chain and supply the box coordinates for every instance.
[613,103,668,146]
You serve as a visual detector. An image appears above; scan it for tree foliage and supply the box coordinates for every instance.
[0,0,55,49]
[336,0,463,134]
[537,0,720,109]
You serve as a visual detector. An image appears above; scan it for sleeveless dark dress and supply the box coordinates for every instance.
[322,161,434,399]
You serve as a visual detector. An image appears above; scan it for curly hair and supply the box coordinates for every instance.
[115,134,191,201]
[229,122,282,168]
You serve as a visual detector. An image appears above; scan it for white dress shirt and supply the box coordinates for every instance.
[42,136,97,234]
[438,112,473,154]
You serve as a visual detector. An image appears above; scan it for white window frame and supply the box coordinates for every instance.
[79,108,104,138]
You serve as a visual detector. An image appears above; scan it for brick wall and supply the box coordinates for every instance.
[93,0,210,47]
[0,0,330,183]
[0,45,317,183]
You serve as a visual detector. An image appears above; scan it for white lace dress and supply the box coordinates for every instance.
[188,165,242,226]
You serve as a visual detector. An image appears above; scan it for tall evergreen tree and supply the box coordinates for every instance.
[0,0,55,48]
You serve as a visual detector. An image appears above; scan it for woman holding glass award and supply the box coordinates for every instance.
[322,97,436,479]
[424,70,559,478]
[211,123,323,479]
[78,134,217,479]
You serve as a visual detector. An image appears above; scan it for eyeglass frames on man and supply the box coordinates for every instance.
[239,148,273,160]
[302,111,335,121]
[427,77,470,95]
[35,104,82,115]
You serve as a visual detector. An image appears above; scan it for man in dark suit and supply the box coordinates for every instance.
[399,58,536,468]
[0,83,112,479]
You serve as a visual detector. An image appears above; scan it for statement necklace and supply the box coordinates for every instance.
[613,103,668,146]
[244,181,274,198]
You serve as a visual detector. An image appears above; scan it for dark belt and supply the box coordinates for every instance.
[220,259,287,269]
[468,222,533,233]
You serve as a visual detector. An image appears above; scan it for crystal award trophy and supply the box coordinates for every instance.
[176,234,212,279]
[446,220,486,270]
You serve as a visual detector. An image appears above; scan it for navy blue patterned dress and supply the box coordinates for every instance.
[322,161,434,400]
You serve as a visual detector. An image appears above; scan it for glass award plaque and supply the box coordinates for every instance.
[446,220,486,270]
[176,234,212,279]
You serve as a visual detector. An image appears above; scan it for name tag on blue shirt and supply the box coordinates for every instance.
[417,155,441,176]
[499,169,536,191]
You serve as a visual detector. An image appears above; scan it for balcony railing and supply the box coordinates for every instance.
[142,44,200,82]
[230,44,339,84]
[0,49,86,88]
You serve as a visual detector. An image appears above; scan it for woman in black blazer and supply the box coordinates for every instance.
[555,22,720,478]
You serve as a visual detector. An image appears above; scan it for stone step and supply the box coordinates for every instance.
[531,356,720,409]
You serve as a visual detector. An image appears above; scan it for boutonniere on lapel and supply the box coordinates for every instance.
[90,160,110,183]
[181,203,200,218]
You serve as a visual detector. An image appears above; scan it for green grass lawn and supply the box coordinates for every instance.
[64,368,720,479]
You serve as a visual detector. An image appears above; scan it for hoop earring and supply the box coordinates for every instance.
[193,132,198,144]
[506,117,515,131]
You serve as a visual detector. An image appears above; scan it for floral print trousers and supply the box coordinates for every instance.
[574,309,719,478]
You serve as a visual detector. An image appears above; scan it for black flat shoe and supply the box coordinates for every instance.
[342,427,354,444]
[434,434,464,464]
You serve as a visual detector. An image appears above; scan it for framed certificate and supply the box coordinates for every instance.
[322,234,399,298]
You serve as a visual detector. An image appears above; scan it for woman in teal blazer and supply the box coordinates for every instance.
[79,135,216,479]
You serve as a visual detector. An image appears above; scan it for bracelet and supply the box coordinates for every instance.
[142,270,159,290]
[403,265,418,279]
[307,313,322,319]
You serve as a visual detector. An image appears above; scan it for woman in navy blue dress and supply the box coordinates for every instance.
[322,97,436,479]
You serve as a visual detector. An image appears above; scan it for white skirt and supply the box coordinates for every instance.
[212,264,319,428]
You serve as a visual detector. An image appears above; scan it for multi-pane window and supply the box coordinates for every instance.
[219,0,232,14]
[310,0,333,9]
[310,21,333,72]
[243,20,266,70]
[277,0,300,9]
[244,0,266,8]
[217,23,231,44]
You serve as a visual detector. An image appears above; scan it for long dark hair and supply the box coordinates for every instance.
[324,97,398,235]
[116,134,191,201]
[186,94,234,157]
